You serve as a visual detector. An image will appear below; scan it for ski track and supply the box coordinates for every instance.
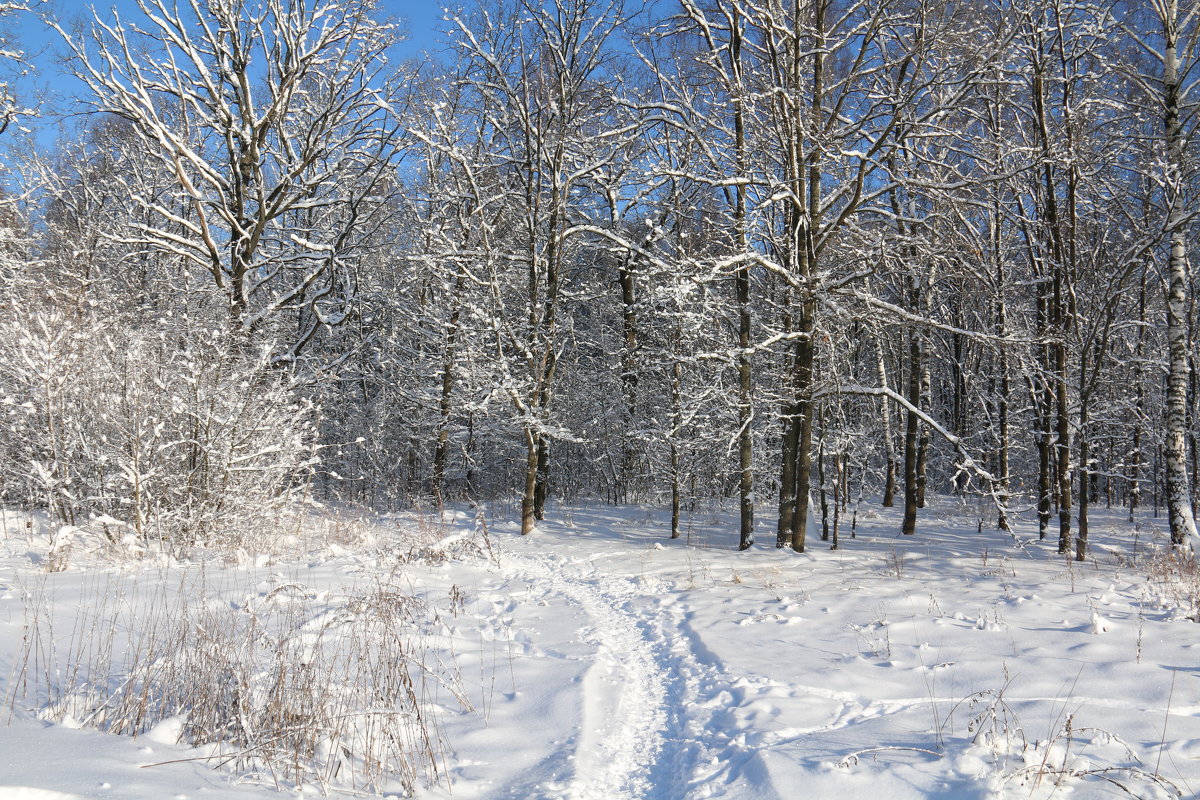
[493,548,805,800]
[472,537,1200,800]
[491,548,861,800]
[499,550,671,800]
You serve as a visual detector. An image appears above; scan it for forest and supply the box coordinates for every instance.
[0,0,1197,561]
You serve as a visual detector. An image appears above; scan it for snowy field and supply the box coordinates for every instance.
[0,498,1198,800]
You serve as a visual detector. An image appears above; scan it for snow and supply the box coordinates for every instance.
[0,500,1197,799]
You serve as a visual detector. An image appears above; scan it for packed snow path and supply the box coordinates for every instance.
[463,507,1200,800]
[497,551,670,800]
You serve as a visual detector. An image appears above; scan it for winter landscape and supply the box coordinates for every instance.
[3,0,1200,798]
[1,501,1199,800]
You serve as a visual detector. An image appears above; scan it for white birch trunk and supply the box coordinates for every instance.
[1163,0,1200,546]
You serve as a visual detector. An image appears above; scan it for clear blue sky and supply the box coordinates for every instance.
[392,3,448,55]
[11,1,448,146]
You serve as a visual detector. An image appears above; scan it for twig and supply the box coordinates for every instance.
[839,745,944,767]
[1156,667,1177,779]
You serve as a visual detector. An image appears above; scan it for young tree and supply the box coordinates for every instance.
[449,0,637,534]
[1119,0,1200,547]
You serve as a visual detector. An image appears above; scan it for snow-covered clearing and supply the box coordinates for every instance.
[0,499,1198,799]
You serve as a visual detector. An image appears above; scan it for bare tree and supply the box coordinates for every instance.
[1156,0,1200,546]
[1120,0,1200,547]
[448,0,636,534]
[55,0,405,365]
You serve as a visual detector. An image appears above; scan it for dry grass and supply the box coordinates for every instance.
[1142,548,1200,622]
[7,561,470,796]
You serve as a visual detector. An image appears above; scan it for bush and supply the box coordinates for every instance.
[0,300,316,555]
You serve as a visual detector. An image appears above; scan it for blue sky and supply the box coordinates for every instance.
[392,3,448,55]
[12,1,448,146]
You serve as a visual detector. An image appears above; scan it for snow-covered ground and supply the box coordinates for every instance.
[0,497,1197,799]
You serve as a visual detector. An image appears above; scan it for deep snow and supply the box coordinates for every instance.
[0,497,1197,799]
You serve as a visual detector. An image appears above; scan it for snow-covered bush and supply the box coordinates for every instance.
[0,301,316,555]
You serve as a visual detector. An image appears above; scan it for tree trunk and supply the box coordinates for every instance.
[995,255,1011,531]
[1130,277,1146,520]
[534,436,549,520]
[788,293,817,553]
[1162,3,1199,546]
[783,0,825,555]
[1055,335,1072,555]
[670,329,684,540]
[916,355,931,509]
[670,441,682,540]
[729,8,754,552]
[432,274,466,508]
[618,252,639,502]
[778,394,800,547]
[831,452,842,550]
[1165,228,1197,546]
[951,327,967,495]
[902,328,920,536]
[736,262,754,550]
[877,339,897,507]
[520,430,538,535]
[817,431,829,541]
[1077,404,1090,562]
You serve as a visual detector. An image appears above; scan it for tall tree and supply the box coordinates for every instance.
[1156,0,1200,546]
[56,0,405,365]
[449,0,634,534]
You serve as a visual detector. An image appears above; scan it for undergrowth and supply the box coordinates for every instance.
[5,521,490,796]
[838,678,1185,798]
[1142,548,1200,622]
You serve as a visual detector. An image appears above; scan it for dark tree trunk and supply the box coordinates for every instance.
[736,262,754,551]
[618,252,639,501]
[534,437,549,520]
[1130,277,1147,520]
[878,340,897,507]
[433,274,466,508]
[817,431,829,542]
[1077,407,1090,561]
[520,431,538,535]
[788,295,817,553]
[902,329,921,536]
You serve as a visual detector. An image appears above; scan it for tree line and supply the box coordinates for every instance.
[0,0,1197,559]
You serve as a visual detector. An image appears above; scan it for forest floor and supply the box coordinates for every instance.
[0,495,1198,799]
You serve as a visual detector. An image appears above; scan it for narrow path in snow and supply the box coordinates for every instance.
[501,550,670,800]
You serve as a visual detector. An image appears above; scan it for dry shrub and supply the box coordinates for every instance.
[399,511,498,566]
[8,569,466,796]
[1142,548,1200,622]
[837,674,1184,798]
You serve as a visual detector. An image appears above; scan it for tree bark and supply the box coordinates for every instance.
[618,251,639,502]
[994,221,1011,531]
[878,339,897,507]
[902,327,920,536]
[670,330,684,540]
[1076,395,1090,562]
[1162,1,1199,546]
[534,437,549,520]
[736,261,754,550]
[520,430,538,535]
[732,10,755,552]
[432,273,466,508]
[1130,276,1146,520]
